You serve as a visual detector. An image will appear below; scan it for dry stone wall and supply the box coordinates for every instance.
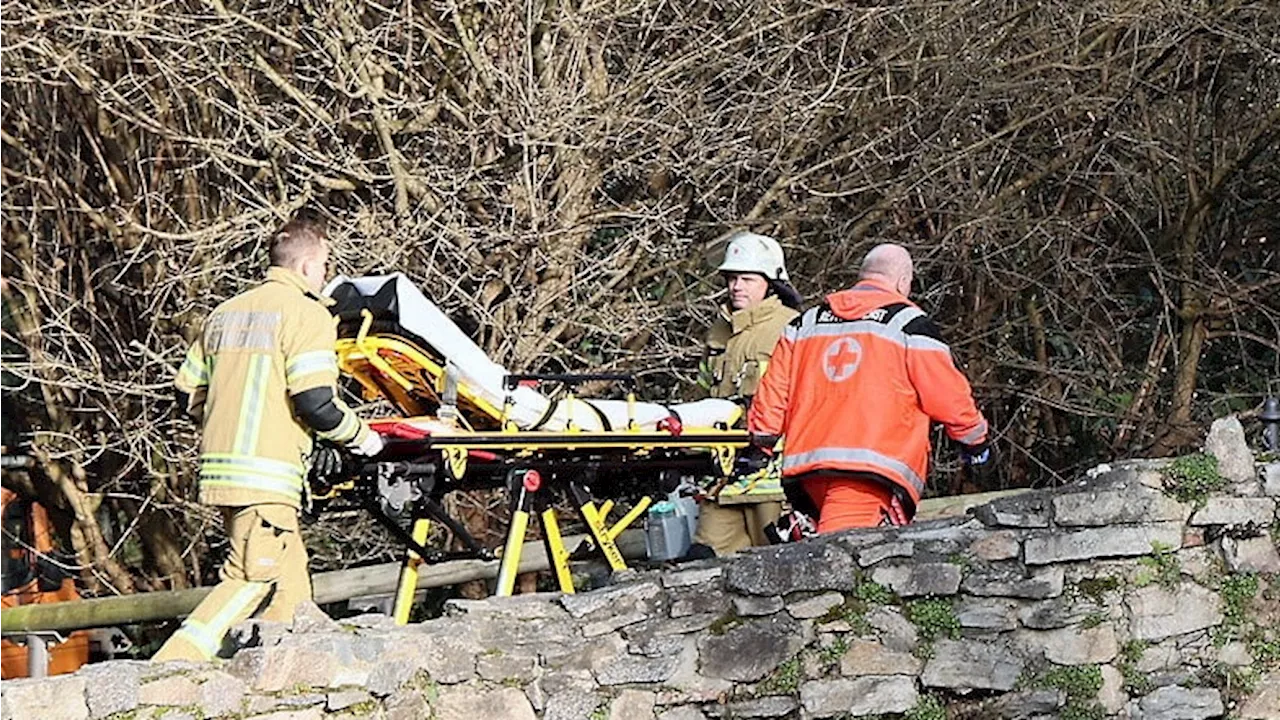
[4,419,1279,720]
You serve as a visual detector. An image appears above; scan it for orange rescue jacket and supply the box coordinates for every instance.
[747,280,988,511]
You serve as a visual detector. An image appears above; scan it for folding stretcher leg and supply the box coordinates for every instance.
[570,481,651,572]
[392,517,432,625]
[496,489,533,597]
[540,508,576,594]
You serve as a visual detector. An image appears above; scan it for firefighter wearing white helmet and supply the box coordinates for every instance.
[693,231,803,556]
[716,231,790,281]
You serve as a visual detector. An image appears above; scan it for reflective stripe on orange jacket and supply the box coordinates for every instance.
[747,280,988,510]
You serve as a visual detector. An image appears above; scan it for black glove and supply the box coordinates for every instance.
[961,441,995,484]
[310,441,354,484]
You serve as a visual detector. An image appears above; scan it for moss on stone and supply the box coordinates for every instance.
[1025,664,1105,720]
[1162,452,1226,507]
[1135,541,1181,589]
[904,693,946,720]
[708,608,743,636]
[1075,576,1121,604]
[1117,640,1153,695]
[756,656,803,695]
[905,597,960,659]
[1080,612,1108,629]
[1216,572,1259,646]
[815,634,849,665]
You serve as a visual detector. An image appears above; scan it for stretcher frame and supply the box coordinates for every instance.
[319,311,754,623]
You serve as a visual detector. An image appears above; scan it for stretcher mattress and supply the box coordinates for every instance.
[324,274,742,431]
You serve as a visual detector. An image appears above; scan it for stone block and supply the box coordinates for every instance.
[870,562,962,597]
[1099,664,1128,714]
[973,492,1051,528]
[839,639,923,676]
[622,613,719,656]
[961,563,1064,599]
[246,710,324,720]
[1016,624,1117,665]
[596,653,683,686]
[968,531,1021,561]
[384,690,430,720]
[244,693,325,715]
[609,690,657,720]
[477,651,539,682]
[629,635,685,659]
[657,642,734,705]
[697,615,804,683]
[1217,641,1254,667]
[414,631,481,684]
[1024,523,1183,565]
[865,607,919,652]
[1134,686,1223,720]
[0,675,88,720]
[545,690,602,720]
[1262,462,1280,497]
[1204,416,1255,483]
[786,592,845,619]
[1191,496,1276,526]
[138,675,200,706]
[856,541,915,567]
[1240,670,1280,720]
[1222,535,1280,573]
[662,567,722,589]
[436,686,538,720]
[543,634,626,674]
[225,640,351,693]
[327,690,374,712]
[985,689,1064,718]
[1127,583,1224,641]
[1016,597,1103,629]
[79,660,143,719]
[724,541,858,596]
[732,595,783,617]
[561,581,662,619]
[1136,641,1181,673]
[670,587,731,619]
[658,707,708,720]
[193,669,247,718]
[954,597,1019,631]
[921,639,1024,691]
[799,676,919,718]
[446,592,569,620]
[1052,483,1190,526]
[721,695,799,718]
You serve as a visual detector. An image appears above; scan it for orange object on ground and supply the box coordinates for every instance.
[1,487,91,678]
[749,280,988,519]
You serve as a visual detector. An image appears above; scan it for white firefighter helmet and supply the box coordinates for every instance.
[716,231,789,281]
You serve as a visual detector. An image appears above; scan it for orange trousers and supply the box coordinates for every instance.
[802,475,903,533]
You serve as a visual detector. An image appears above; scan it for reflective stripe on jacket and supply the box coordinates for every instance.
[747,280,987,510]
[176,267,370,508]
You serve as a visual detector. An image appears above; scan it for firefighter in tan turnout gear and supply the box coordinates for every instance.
[153,216,383,663]
[693,232,802,555]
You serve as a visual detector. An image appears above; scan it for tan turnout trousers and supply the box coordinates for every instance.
[152,504,310,662]
[693,500,784,555]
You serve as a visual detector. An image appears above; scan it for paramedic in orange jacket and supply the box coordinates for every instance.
[747,244,990,533]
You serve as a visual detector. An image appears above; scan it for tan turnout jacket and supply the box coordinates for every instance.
[175,267,370,508]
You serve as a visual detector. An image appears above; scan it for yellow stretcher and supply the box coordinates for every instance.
[314,274,756,623]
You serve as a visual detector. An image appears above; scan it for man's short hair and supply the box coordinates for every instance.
[269,214,327,269]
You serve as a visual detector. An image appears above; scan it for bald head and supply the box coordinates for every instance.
[859,243,914,297]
